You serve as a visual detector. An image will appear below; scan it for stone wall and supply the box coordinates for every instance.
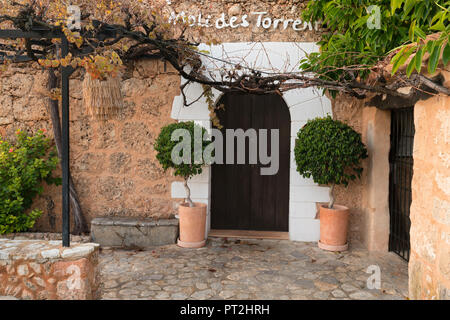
[0,239,99,300]
[409,95,450,300]
[331,94,366,245]
[332,95,392,249]
[0,0,396,253]
[166,0,321,42]
[0,0,324,233]
[0,60,181,232]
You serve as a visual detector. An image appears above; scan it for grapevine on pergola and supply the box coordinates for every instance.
[0,0,448,233]
[2,1,447,101]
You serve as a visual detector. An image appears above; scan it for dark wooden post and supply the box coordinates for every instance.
[61,35,71,247]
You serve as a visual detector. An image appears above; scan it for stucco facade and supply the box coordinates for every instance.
[408,95,450,300]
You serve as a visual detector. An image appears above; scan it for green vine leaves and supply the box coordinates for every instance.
[390,0,449,77]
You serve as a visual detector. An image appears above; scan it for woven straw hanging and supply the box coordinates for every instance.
[82,73,124,120]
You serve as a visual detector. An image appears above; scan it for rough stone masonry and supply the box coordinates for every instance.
[0,0,324,234]
[0,239,100,300]
[0,0,331,231]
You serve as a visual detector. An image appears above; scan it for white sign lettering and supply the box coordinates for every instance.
[168,11,319,32]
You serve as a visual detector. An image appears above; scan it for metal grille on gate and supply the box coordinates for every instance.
[389,107,415,261]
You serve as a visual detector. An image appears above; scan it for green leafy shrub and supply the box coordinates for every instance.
[154,121,212,206]
[294,116,368,208]
[0,129,60,234]
[300,0,447,89]
[391,1,450,77]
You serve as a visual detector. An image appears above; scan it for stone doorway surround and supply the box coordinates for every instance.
[170,42,333,242]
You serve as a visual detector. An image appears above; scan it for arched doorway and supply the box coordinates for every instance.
[211,93,291,232]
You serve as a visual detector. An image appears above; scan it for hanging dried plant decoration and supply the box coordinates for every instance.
[82,72,124,120]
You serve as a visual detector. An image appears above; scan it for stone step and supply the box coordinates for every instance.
[90,217,179,249]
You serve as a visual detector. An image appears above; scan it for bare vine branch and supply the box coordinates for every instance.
[0,1,448,110]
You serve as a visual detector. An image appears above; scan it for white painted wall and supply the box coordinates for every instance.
[170,42,332,242]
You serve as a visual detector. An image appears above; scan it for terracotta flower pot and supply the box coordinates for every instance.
[318,204,349,252]
[177,202,207,248]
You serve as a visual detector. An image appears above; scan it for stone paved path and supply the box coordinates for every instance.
[99,238,409,300]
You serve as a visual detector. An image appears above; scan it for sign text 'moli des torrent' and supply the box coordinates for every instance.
[168,10,320,32]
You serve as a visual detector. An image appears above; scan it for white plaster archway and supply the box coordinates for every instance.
[170,42,332,241]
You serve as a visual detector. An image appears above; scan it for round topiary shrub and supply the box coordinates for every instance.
[154,121,212,207]
[294,116,368,208]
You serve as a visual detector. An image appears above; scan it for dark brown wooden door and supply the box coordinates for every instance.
[211,93,290,231]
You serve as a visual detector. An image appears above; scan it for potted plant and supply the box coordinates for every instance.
[154,121,212,248]
[294,116,368,251]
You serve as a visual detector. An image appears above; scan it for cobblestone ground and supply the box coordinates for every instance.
[99,238,409,300]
